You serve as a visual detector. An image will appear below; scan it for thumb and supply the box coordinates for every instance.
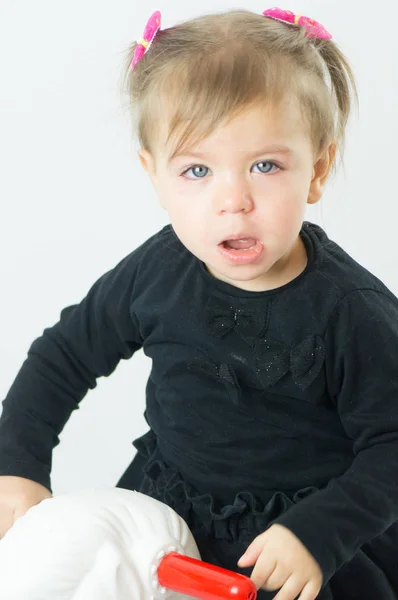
[237,536,264,567]
[10,505,29,529]
[13,500,42,526]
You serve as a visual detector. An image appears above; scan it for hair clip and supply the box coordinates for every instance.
[263,7,332,40]
[131,10,162,71]
[130,7,331,73]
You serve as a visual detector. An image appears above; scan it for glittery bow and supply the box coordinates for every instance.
[204,296,269,347]
[262,8,332,40]
[131,10,161,71]
[187,359,242,406]
[255,334,326,391]
[188,333,325,395]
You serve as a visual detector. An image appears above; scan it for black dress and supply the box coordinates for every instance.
[2,221,398,599]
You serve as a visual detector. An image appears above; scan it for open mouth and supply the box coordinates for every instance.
[220,237,258,250]
[217,237,264,264]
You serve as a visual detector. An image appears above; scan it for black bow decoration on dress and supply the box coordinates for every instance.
[187,358,241,405]
[203,296,325,391]
[188,336,325,394]
[204,296,269,346]
[254,334,326,391]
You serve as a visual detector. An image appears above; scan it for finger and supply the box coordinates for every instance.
[298,581,322,600]
[250,556,277,590]
[272,575,304,600]
[261,566,290,591]
[237,534,267,567]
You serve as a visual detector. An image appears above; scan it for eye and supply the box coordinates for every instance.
[182,165,209,179]
[253,161,280,175]
[180,161,281,180]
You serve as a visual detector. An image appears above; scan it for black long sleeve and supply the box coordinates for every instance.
[0,246,145,491]
[274,289,398,584]
[2,220,398,595]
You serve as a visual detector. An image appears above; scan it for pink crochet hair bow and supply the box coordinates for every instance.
[262,7,332,39]
[130,7,332,71]
[131,10,161,70]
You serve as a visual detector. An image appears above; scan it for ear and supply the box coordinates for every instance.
[307,142,337,205]
[137,148,158,185]
[137,147,166,209]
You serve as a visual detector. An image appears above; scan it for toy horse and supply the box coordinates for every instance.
[0,487,257,599]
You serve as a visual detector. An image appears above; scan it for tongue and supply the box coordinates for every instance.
[224,238,257,250]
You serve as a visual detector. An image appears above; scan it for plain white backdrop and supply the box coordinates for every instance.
[0,1,397,494]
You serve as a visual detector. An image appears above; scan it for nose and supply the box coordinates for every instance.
[213,180,254,214]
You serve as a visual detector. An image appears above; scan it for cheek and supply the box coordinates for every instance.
[166,188,207,223]
[259,191,305,238]
[171,222,209,259]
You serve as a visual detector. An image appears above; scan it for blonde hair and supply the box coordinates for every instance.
[120,9,359,178]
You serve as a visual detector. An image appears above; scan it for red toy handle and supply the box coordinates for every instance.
[157,552,257,600]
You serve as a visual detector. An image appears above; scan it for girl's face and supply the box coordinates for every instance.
[138,102,335,292]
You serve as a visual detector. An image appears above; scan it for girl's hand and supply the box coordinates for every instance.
[0,476,52,539]
[237,524,323,600]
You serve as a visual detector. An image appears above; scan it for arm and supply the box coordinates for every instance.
[273,289,398,584]
[0,247,145,492]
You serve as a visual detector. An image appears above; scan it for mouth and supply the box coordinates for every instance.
[218,235,259,250]
[217,234,264,265]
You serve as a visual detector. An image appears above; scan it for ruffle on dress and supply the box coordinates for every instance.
[133,431,398,600]
[133,429,318,543]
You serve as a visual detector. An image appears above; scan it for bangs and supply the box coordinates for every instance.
[156,50,298,160]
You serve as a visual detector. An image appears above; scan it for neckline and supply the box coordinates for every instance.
[196,221,318,298]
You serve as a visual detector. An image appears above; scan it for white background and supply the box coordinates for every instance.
[0,1,397,494]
